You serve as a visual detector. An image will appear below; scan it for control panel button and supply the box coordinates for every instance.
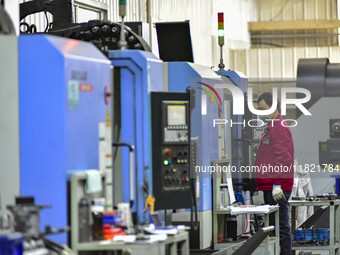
[163,148,173,156]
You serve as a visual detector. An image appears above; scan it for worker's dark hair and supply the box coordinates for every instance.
[257,92,280,113]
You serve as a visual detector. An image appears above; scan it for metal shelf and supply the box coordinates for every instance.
[214,206,279,215]
[292,243,340,250]
[290,199,340,255]
[289,199,340,207]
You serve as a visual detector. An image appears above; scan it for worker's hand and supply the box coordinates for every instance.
[272,185,286,205]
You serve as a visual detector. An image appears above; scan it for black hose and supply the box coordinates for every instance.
[250,191,260,231]
[190,178,198,230]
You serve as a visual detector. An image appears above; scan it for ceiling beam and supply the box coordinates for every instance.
[249,20,340,31]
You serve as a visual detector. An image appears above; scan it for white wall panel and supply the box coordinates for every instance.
[271,48,283,77]
[330,46,340,61]
[249,49,258,77]
[257,0,337,21]
[108,0,145,22]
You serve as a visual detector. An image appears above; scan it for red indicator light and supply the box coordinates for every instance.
[218,13,224,22]
[218,13,224,29]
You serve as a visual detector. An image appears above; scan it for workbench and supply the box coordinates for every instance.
[73,231,189,255]
[70,172,189,255]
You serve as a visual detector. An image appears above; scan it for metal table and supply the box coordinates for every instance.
[289,199,340,255]
[74,231,189,255]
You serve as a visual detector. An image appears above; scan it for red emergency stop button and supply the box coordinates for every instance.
[163,148,173,156]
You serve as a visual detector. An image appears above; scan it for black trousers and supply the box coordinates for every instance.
[263,190,292,255]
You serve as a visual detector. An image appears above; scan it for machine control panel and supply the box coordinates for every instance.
[151,92,192,210]
[330,119,340,138]
[161,145,190,192]
[252,126,263,141]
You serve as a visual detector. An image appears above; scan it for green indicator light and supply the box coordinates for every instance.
[164,160,169,165]
[218,29,224,37]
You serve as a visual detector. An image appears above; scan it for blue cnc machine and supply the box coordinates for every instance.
[19,35,111,243]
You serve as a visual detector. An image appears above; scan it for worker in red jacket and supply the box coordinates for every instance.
[255,92,294,255]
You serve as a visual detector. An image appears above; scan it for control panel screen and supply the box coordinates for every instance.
[167,105,186,126]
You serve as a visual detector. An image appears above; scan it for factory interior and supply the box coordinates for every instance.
[3,0,340,254]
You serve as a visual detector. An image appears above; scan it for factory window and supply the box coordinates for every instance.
[74,0,108,22]
[19,0,108,32]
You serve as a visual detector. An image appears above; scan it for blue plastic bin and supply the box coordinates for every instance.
[314,229,329,242]
[103,214,123,225]
[295,229,313,241]
[295,229,329,243]
[0,233,24,255]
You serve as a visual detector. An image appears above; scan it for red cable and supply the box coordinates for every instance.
[243,214,248,234]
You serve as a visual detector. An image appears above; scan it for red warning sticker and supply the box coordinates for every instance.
[79,83,93,92]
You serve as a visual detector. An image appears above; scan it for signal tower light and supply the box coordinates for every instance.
[217,12,225,70]
[218,13,224,46]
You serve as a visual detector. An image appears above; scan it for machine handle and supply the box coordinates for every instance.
[112,143,135,208]
[142,194,155,214]
[129,149,134,208]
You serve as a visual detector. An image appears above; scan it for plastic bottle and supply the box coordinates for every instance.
[78,198,91,242]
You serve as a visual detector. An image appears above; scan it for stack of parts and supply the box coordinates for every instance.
[102,211,125,240]
[227,205,279,215]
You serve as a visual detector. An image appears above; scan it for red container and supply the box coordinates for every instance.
[103,227,126,240]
